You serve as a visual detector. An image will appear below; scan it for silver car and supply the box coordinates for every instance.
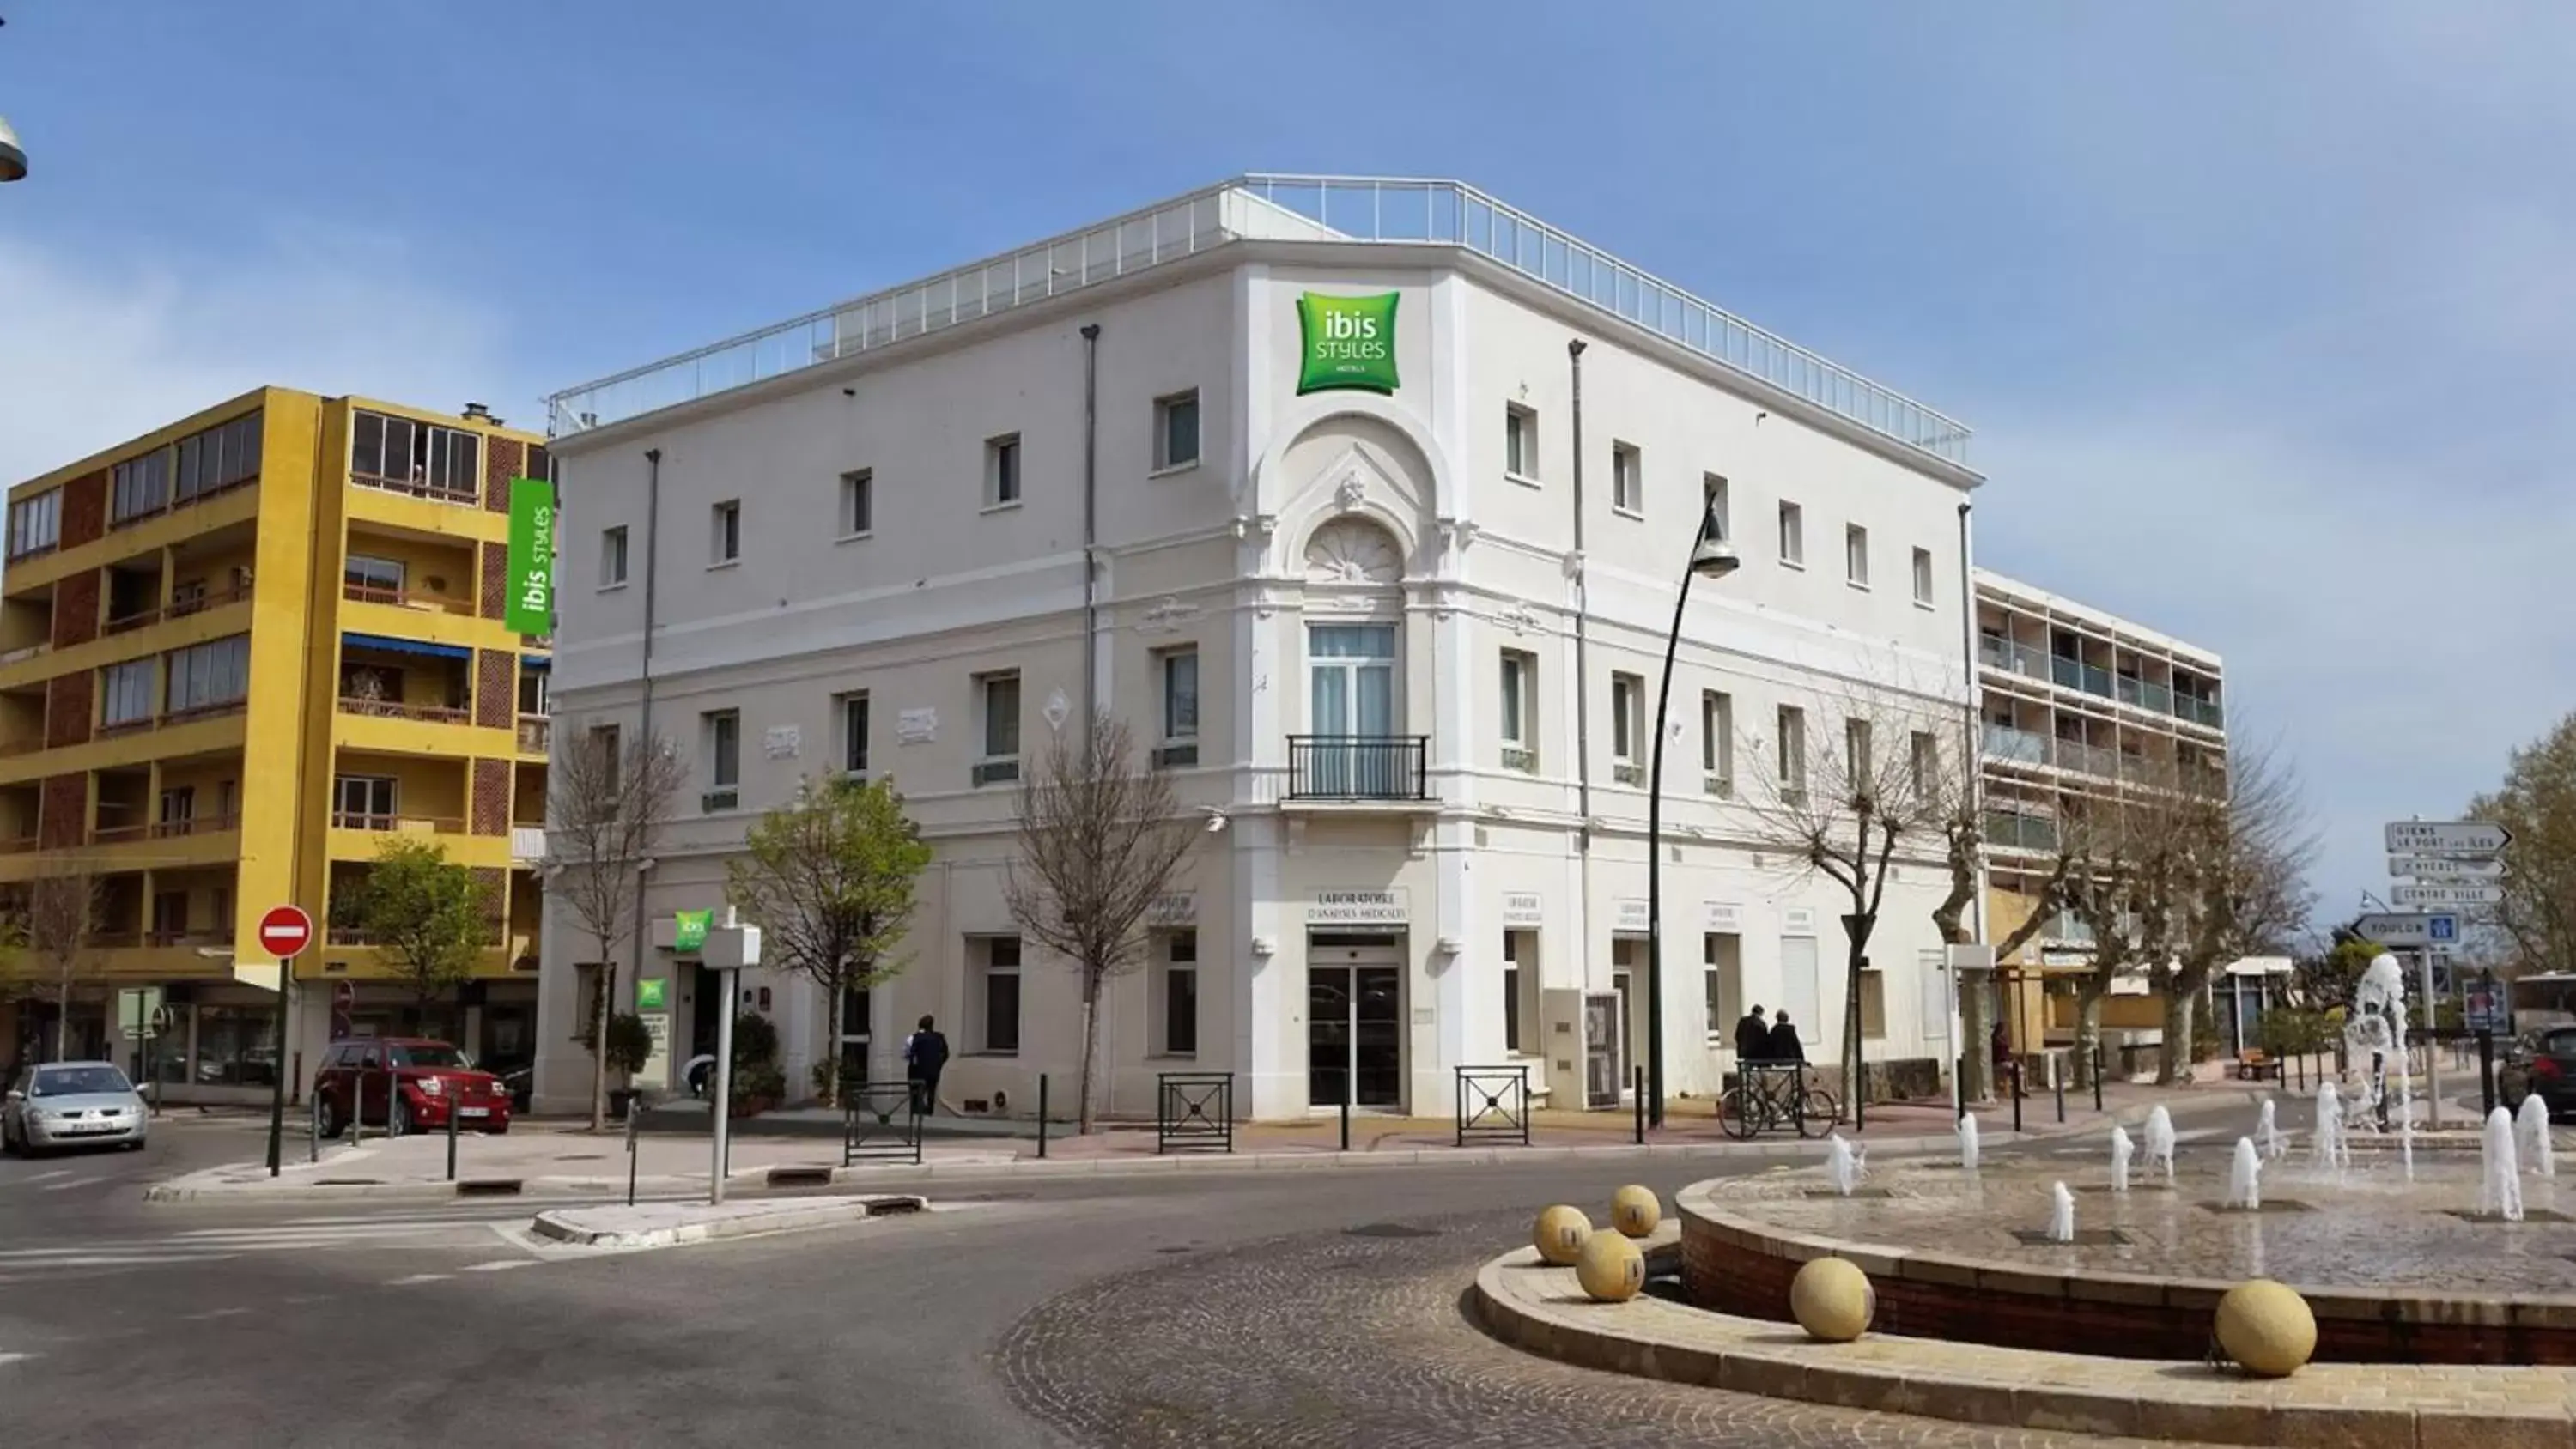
[3,1060,149,1154]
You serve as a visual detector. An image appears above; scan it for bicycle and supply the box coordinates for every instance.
[1719,1063,1840,1140]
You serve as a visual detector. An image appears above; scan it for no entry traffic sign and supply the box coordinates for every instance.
[258,904,314,958]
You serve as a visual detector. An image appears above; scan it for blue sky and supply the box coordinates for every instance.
[4,1,2572,926]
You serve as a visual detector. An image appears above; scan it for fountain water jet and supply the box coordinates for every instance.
[1957,1113,1980,1173]
[2142,1106,2176,1184]
[2047,1181,2075,1243]
[2483,1106,2526,1221]
[2110,1125,2134,1193]
[2312,1083,2348,1174]
[2225,1137,2264,1210]
[1825,1134,1866,1197]
[2520,1095,2556,1179]
[2257,1097,2286,1161]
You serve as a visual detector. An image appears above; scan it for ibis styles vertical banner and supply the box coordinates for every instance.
[672,909,712,955]
[1295,291,1400,395]
[504,476,556,635]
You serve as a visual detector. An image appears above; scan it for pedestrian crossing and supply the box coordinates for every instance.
[0,1206,539,1281]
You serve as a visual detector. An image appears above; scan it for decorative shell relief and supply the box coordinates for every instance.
[1303,518,1404,585]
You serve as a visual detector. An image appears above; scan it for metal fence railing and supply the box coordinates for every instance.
[1156,1071,1234,1155]
[841,1081,924,1167]
[1453,1065,1531,1148]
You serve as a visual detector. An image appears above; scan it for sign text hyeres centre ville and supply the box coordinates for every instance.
[504,476,556,635]
[1296,291,1400,397]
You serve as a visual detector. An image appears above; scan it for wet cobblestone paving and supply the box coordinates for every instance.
[992,1207,2189,1448]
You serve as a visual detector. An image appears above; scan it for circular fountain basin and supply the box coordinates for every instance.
[1680,1142,2576,1364]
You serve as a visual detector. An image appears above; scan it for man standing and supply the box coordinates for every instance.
[903,1015,949,1119]
[1733,1003,1771,1066]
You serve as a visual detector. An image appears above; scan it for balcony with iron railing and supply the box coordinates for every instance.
[516,714,550,754]
[1982,723,2050,768]
[546,177,1971,468]
[337,696,471,726]
[1285,735,1431,803]
[1983,811,2060,852]
[1978,634,2048,681]
[342,582,477,615]
[350,470,480,508]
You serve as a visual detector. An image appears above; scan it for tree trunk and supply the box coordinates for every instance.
[1076,968,1102,1136]
[52,965,71,1060]
[2075,989,2106,1089]
[1844,946,1865,1113]
[588,961,613,1132]
[823,978,845,1109]
[2159,984,2196,1086]
[1959,968,1995,1103]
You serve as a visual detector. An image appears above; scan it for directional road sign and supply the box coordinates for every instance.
[2355,912,2461,947]
[2385,821,2512,855]
[2389,854,2504,882]
[2392,882,2505,908]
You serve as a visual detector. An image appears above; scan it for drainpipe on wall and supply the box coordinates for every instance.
[630,446,664,1065]
[1079,324,1102,747]
[1569,339,1596,1003]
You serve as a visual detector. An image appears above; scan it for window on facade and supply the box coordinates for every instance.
[1503,929,1539,1056]
[599,526,628,587]
[975,672,1021,785]
[1701,690,1734,793]
[1911,731,1939,799]
[1859,963,1887,1040]
[1154,391,1200,471]
[518,667,549,718]
[588,724,623,791]
[1504,404,1539,481]
[986,433,1022,506]
[1778,500,1804,567]
[702,710,739,810]
[1701,474,1729,542]
[1704,931,1743,1038]
[349,410,467,498]
[710,500,741,564]
[839,470,873,537]
[1159,930,1198,1056]
[159,786,194,829]
[343,554,404,601]
[1845,718,1873,787]
[166,636,250,715]
[111,448,172,524]
[1845,524,1869,587]
[101,659,155,727]
[1777,705,1807,794]
[1912,546,1935,607]
[1610,672,1643,765]
[334,774,397,828]
[1611,441,1643,514]
[9,488,60,559]
[1499,651,1534,766]
[176,412,265,502]
[834,692,869,776]
[976,936,1022,1053]
[1158,649,1199,743]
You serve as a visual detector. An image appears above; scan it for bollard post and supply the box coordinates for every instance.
[1633,1065,1645,1145]
[624,1100,640,1207]
[2011,1061,2024,1135]
[2092,1044,2105,1113]
[1340,1072,1352,1153]
[309,1098,319,1164]
[446,1099,459,1183]
[1037,1074,1050,1161]
[2478,1031,2496,1118]
[1957,1053,1969,1121]
[2054,1062,2066,1125]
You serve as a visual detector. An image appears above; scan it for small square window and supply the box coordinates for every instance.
[986,434,1022,507]
[840,470,873,538]
[599,526,629,587]
[837,691,870,776]
[1778,501,1805,567]
[1610,672,1643,766]
[711,500,741,565]
[973,672,1021,785]
[1154,391,1200,472]
[1611,441,1643,515]
[1777,705,1807,791]
[1845,524,1870,588]
[702,709,740,811]
[1158,649,1199,743]
[1504,405,1539,482]
[1701,689,1734,794]
[1499,651,1534,754]
[1912,547,1935,607]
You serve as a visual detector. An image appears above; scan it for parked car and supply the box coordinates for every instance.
[2498,1027,2576,1119]
[312,1038,513,1138]
[2,1060,149,1155]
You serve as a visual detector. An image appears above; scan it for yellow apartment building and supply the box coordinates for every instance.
[0,386,551,1103]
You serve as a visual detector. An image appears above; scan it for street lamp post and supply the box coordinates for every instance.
[1645,503,1739,1129]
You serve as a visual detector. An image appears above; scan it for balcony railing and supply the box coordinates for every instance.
[0,641,49,665]
[2114,675,2175,715]
[161,697,247,725]
[510,825,547,861]
[352,471,479,507]
[1285,735,1430,801]
[1983,811,2060,852]
[326,925,374,946]
[0,835,38,855]
[337,697,471,725]
[102,604,164,635]
[2176,696,2224,729]
[516,714,550,753]
[546,177,1971,467]
[170,579,254,618]
[1978,634,2047,680]
[88,822,154,845]
[343,582,476,615]
[153,813,241,838]
[331,812,468,834]
[1981,723,2050,767]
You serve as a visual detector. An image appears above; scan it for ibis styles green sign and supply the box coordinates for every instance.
[1295,291,1400,396]
[672,909,712,955]
[503,476,556,635]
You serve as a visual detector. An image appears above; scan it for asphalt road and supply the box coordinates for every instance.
[0,1109,2264,1448]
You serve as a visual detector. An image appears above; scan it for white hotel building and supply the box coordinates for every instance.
[528,176,1984,1121]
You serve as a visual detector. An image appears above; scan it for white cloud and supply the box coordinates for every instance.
[0,227,532,489]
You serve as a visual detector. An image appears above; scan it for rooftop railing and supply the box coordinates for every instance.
[546,176,1971,467]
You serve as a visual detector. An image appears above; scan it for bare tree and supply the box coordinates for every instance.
[725,775,932,1106]
[547,725,683,1130]
[2156,739,2316,1077]
[1747,689,1958,1113]
[1936,792,2082,1100]
[1005,713,1198,1134]
[22,860,101,1061]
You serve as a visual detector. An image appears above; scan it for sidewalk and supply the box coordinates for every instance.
[145,1077,2266,1204]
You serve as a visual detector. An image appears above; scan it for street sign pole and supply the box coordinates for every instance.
[256,905,317,1178]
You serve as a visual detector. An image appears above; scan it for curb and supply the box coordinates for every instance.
[1468,1241,2560,1446]
[528,1193,928,1249]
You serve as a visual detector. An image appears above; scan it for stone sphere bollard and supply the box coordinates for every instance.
[1533,1204,1592,1265]
[1610,1184,1662,1238]
[1576,1228,1646,1301]
[2215,1279,2316,1378]
[1789,1256,1875,1343]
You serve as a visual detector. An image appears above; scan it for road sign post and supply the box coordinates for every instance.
[257,905,315,1178]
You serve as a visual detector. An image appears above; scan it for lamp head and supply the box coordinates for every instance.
[1688,537,1741,579]
[0,117,25,184]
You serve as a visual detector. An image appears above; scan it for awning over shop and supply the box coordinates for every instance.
[343,633,471,661]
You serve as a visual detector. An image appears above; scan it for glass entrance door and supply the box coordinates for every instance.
[1309,624,1397,795]
[1309,959,1403,1109]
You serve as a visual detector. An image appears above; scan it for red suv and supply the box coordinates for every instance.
[313,1038,513,1138]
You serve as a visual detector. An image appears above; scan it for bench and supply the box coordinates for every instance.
[2233,1050,2284,1082]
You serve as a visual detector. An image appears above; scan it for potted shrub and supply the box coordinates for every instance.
[597,1011,653,1121]
[726,1012,785,1118]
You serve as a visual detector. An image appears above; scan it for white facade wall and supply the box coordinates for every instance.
[534,229,1980,1123]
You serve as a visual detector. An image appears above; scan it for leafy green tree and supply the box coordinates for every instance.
[726,776,932,1106]
[343,837,491,1026]
[2469,712,2576,975]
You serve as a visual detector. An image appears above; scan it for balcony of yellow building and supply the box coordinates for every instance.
[78,865,239,982]
[319,858,531,983]
[334,635,489,755]
[328,752,511,870]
